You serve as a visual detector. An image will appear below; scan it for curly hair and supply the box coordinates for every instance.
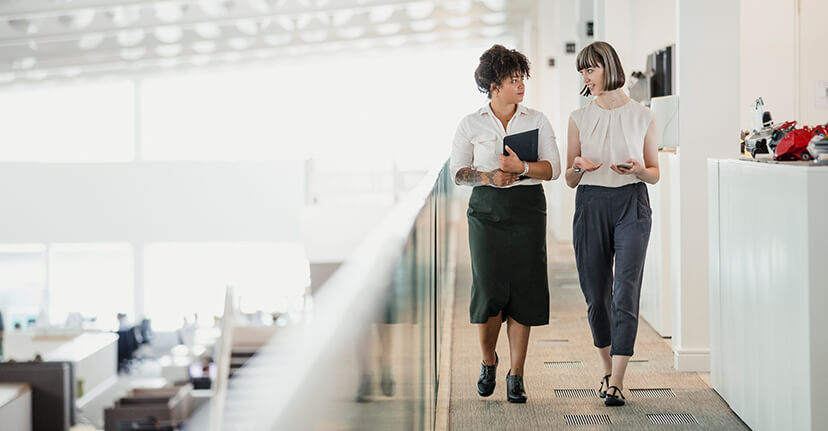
[474,44,531,99]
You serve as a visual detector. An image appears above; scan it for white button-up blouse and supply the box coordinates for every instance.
[450,103,561,187]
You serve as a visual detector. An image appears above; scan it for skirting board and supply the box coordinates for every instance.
[673,348,710,372]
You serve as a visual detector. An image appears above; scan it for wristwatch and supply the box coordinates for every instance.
[573,166,584,174]
[521,161,530,176]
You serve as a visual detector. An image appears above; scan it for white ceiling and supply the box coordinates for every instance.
[0,0,532,86]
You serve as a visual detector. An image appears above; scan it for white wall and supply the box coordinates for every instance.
[740,0,828,129]
[799,0,828,125]
[673,0,741,371]
[603,0,676,75]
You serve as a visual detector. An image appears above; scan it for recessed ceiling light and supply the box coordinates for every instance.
[482,0,507,12]
[337,27,364,39]
[248,0,270,13]
[108,6,142,27]
[120,47,147,60]
[156,44,183,57]
[79,33,106,50]
[406,2,435,20]
[117,29,146,47]
[58,9,96,30]
[264,34,291,46]
[155,26,184,43]
[199,0,234,17]
[376,23,402,36]
[12,57,37,70]
[332,10,353,26]
[369,6,395,23]
[235,19,259,35]
[228,37,251,50]
[276,16,294,31]
[155,2,188,23]
[194,22,222,38]
[410,20,436,32]
[446,16,472,28]
[481,12,507,25]
[300,31,327,43]
[192,40,217,53]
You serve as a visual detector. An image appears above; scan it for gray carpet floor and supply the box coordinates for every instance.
[448,224,749,430]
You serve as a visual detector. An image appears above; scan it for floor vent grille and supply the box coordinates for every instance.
[536,339,569,346]
[647,413,698,425]
[554,389,598,398]
[563,414,612,425]
[630,388,676,398]
[544,361,583,369]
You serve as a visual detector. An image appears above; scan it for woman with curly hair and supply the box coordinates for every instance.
[566,41,659,407]
[450,44,561,403]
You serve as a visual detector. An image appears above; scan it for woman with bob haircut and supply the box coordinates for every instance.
[450,44,561,404]
[565,41,659,407]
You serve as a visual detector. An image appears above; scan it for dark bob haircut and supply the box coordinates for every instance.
[576,41,625,96]
[474,44,531,99]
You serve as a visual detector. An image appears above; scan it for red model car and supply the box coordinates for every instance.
[774,122,828,161]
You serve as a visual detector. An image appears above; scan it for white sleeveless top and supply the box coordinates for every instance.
[570,99,654,188]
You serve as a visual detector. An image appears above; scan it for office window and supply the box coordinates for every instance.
[49,244,134,331]
[0,245,46,329]
[0,81,135,162]
[144,242,309,331]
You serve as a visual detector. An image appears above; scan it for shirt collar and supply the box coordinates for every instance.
[478,103,528,117]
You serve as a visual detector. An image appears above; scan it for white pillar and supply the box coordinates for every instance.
[133,242,145,321]
[672,0,740,371]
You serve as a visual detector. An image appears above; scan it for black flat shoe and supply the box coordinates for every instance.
[505,370,527,403]
[598,374,611,398]
[604,386,625,406]
[477,353,498,397]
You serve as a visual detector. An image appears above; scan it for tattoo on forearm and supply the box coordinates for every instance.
[456,168,492,186]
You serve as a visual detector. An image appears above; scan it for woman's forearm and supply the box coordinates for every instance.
[565,167,583,188]
[636,167,660,184]
[455,167,492,186]
[526,161,554,180]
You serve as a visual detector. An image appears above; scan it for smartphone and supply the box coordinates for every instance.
[617,163,633,170]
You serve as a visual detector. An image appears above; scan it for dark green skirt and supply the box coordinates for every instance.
[467,184,549,326]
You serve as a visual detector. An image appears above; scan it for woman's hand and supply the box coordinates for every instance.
[573,156,602,172]
[498,145,524,174]
[487,169,520,187]
[610,158,644,176]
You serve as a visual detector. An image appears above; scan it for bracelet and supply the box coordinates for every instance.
[573,166,584,174]
[521,161,530,176]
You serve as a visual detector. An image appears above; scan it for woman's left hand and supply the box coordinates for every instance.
[610,158,644,176]
[498,145,524,174]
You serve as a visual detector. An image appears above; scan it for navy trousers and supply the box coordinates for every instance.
[573,182,652,356]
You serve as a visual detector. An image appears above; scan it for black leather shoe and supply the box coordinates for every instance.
[477,353,498,397]
[604,386,625,406]
[506,370,527,403]
[598,374,611,398]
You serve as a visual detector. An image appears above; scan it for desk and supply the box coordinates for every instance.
[3,331,117,405]
[0,383,31,431]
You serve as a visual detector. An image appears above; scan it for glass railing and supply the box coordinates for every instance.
[186,159,456,430]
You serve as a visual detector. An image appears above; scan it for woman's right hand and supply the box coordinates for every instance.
[573,156,603,172]
[488,169,520,187]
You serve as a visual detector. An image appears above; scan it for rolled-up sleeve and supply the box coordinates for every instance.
[450,119,473,185]
[538,114,562,180]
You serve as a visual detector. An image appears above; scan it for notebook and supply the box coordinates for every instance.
[503,128,539,179]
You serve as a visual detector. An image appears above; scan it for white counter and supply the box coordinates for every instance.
[708,159,828,431]
[640,151,676,337]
